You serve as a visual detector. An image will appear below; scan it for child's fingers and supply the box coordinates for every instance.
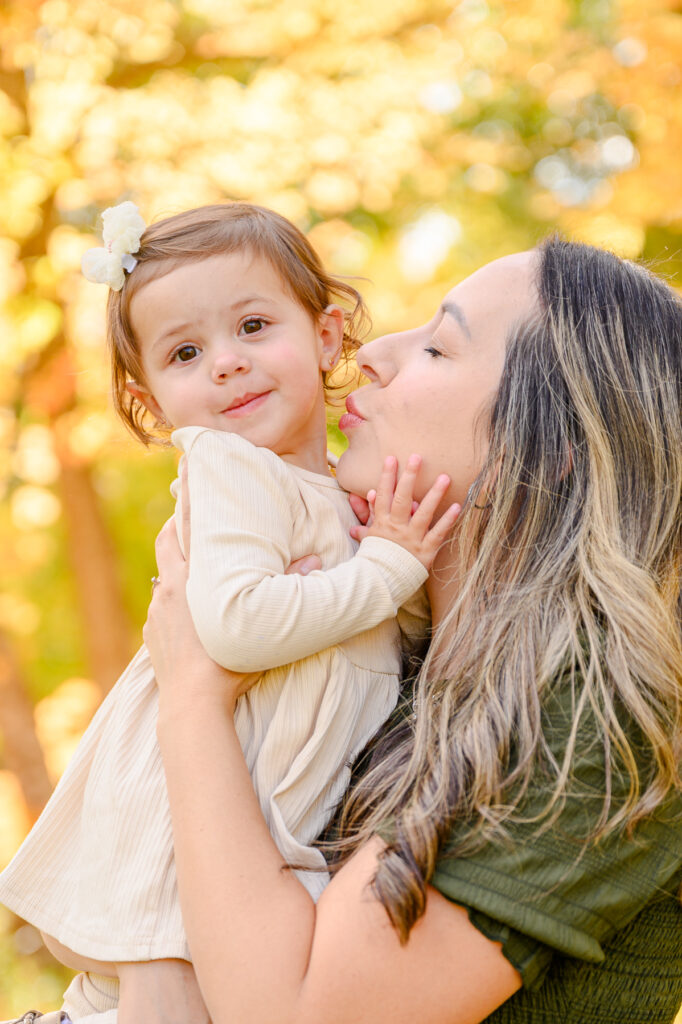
[372,457,398,517]
[424,502,461,549]
[359,490,376,529]
[409,474,451,529]
[386,454,422,522]
[348,492,371,526]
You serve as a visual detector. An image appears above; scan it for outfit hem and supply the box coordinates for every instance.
[0,885,190,962]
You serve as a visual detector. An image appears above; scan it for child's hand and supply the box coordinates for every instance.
[349,455,460,570]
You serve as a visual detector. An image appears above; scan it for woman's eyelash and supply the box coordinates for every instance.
[425,345,443,358]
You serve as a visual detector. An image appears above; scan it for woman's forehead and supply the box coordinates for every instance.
[442,251,538,325]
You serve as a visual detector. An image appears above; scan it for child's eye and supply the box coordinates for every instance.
[425,345,443,358]
[172,344,200,363]
[241,317,267,335]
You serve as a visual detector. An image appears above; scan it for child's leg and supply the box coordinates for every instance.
[61,973,118,1023]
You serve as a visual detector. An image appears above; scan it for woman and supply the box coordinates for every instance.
[142,237,682,1024]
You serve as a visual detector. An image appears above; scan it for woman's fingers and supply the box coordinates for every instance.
[285,555,322,576]
[180,459,191,558]
[154,515,182,563]
[152,516,188,597]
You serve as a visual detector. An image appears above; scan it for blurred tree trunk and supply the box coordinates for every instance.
[25,344,136,697]
[0,632,53,817]
[56,444,135,695]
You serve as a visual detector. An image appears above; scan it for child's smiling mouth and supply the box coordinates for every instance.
[221,391,272,417]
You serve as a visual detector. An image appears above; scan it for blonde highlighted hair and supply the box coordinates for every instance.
[104,203,370,443]
[334,237,682,940]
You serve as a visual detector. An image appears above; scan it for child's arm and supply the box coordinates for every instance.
[173,428,456,673]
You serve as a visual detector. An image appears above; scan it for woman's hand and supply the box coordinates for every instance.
[145,517,259,714]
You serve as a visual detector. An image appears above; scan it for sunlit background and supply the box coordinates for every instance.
[1,0,681,1015]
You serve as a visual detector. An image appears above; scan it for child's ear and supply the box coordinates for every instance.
[318,304,345,371]
[126,380,166,422]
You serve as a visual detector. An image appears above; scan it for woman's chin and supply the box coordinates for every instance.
[335,450,369,496]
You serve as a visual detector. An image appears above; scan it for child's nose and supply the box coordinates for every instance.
[211,346,250,382]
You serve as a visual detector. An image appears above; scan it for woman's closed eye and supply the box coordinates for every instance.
[425,345,444,358]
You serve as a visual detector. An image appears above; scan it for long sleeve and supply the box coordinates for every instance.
[173,427,428,673]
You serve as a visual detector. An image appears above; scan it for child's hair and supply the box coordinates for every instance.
[105,202,370,444]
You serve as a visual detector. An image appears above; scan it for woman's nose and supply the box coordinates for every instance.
[356,333,397,383]
[211,345,250,382]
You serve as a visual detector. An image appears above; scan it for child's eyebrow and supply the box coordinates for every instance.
[208,294,282,317]
[148,295,279,350]
[232,294,271,307]
[151,322,194,349]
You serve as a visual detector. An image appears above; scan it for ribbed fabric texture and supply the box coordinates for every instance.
[61,974,118,1023]
[0,429,429,965]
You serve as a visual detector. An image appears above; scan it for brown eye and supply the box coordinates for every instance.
[242,318,266,335]
[174,345,199,362]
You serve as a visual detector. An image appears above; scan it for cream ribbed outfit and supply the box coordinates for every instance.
[0,428,428,968]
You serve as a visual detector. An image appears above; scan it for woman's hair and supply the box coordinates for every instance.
[106,203,370,443]
[334,236,682,940]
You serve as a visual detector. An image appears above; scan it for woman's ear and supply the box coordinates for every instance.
[318,304,345,371]
[126,380,166,422]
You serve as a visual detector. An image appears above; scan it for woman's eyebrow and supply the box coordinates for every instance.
[440,300,471,340]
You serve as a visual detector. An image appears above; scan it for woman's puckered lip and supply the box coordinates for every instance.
[344,393,365,419]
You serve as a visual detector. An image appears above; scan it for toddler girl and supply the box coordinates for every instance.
[0,203,457,1022]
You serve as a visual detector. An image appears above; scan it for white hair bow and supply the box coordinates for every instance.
[81,201,146,291]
